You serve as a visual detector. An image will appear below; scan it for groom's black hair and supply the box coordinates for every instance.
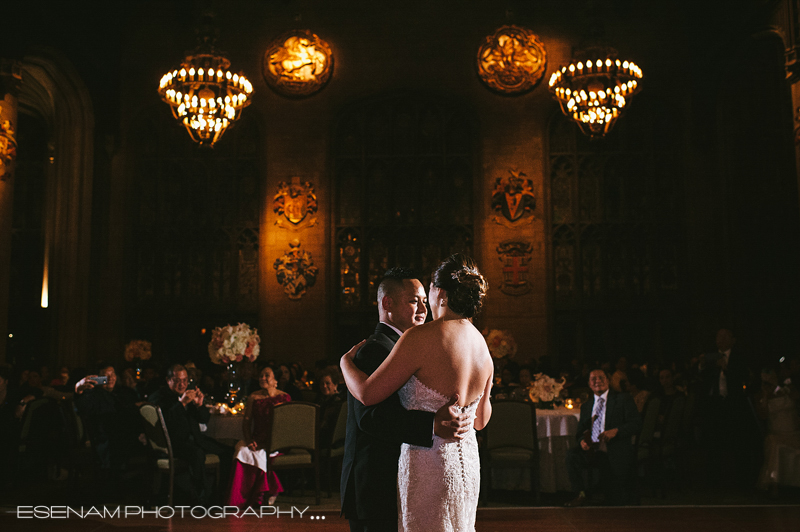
[377,267,419,303]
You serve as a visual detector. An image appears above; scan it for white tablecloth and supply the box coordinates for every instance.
[490,406,581,493]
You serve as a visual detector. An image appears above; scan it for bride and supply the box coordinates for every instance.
[341,254,493,532]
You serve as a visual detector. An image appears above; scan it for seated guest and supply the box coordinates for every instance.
[277,364,302,401]
[757,367,800,494]
[0,365,20,488]
[74,364,142,475]
[655,368,683,425]
[610,356,629,393]
[626,368,650,413]
[148,364,232,503]
[565,368,642,506]
[315,369,344,448]
[228,366,291,508]
[50,366,70,391]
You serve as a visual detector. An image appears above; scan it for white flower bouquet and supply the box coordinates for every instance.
[208,323,261,365]
[528,373,566,403]
[124,340,152,362]
[483,329,517,359]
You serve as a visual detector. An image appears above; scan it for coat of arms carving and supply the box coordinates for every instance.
[497,240,533,296]
[273,176,318,229]
[491,169,535,226]
[273,239,319,300]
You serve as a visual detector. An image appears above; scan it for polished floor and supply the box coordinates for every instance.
[2,505,800,532]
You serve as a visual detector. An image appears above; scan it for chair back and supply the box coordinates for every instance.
[485,400,537,452]
[330,401,348,449]
[638,396,661,447]
[681,392,696,433]
[138,403,171,456]
[660,394,686,455]
[269,401,319,453]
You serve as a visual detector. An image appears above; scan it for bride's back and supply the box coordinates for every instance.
[413,319,492,407]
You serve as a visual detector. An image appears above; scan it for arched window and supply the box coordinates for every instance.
[548,96,685,362]
[127,109,261,357]
[333,94,475,350]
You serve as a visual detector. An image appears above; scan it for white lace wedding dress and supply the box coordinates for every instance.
[397,375,481,532]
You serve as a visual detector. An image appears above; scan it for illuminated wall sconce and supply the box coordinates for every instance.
[477,25,547,95]
[262,30,334,97]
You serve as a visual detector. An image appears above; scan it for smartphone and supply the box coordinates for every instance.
[92,376,108,385]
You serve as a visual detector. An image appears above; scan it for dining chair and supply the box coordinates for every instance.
[480,400,539,505]
[324,401,348,497]
[138,402,220,505]
[636,396,661,494]
[266,401,321,505]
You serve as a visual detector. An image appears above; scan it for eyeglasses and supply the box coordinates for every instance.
[172,378,189,384]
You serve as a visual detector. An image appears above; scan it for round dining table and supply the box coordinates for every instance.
[203,413,245,445]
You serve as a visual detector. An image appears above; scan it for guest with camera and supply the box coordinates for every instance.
[74,364,142,477]
[148,364,233,504]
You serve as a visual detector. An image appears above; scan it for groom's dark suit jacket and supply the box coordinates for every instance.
[340,323,436,521]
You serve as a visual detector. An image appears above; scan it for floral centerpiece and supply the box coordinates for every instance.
[124,340,152,380]
[208,323,261,365]
[209,323,260,406]
[483,329,517,359]
[124,340,152,362]
[528,373,566,408]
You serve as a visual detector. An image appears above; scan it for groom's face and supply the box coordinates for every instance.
[390,279,428,332]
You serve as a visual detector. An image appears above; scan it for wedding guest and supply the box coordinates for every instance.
[49,366,70,390]
[610,356,629,392]
[626,368,650,413]
[228,366,291,508]
[277,363,302,401]
[314,369,344,448]
[0,365,19,488]
[149,364,233,503]
[74,364,142,475]
[565,368,642,506]
[756,367,800,495]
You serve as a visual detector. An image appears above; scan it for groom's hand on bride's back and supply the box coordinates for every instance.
[434,394,471,440]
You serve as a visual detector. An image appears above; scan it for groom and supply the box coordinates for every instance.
[341,267,470,532]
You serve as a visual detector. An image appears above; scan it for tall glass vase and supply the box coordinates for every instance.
[225,361,244,406]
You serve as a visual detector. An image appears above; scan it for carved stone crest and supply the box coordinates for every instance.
[491,169,536,225]
[273,176,318,229]
[497,240,533,296]
[477,25,547,95]
[273,239,319,300]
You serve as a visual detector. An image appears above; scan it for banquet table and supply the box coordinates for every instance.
[490,405,581,493]
[204,413,245,445]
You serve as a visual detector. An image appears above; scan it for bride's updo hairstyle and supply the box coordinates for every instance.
[431,254,488,318]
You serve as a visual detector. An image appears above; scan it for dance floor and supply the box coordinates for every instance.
[2,505,799,532]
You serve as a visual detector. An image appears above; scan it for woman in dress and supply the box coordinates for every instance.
[227,366,291,508]
[341,254,493,532]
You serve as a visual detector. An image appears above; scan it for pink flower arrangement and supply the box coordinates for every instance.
[208,323,261,365]
[124,340,152,362]
[483,329,517,359]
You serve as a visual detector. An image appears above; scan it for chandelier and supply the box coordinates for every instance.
[158,35,253,147]
[548,46,642,138]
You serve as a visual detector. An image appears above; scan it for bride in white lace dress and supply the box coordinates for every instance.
[341,254,494,532]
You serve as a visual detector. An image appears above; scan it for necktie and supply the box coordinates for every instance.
[591,397,605,442]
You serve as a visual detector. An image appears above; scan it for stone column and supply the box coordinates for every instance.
[0,59,22,364]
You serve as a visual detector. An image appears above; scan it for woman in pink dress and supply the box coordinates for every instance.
[227,366,291,508]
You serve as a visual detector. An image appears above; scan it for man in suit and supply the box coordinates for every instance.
[148,364,233,503]
[341,268,470,532]
[700,328,759,485]
[565,368,642,506]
